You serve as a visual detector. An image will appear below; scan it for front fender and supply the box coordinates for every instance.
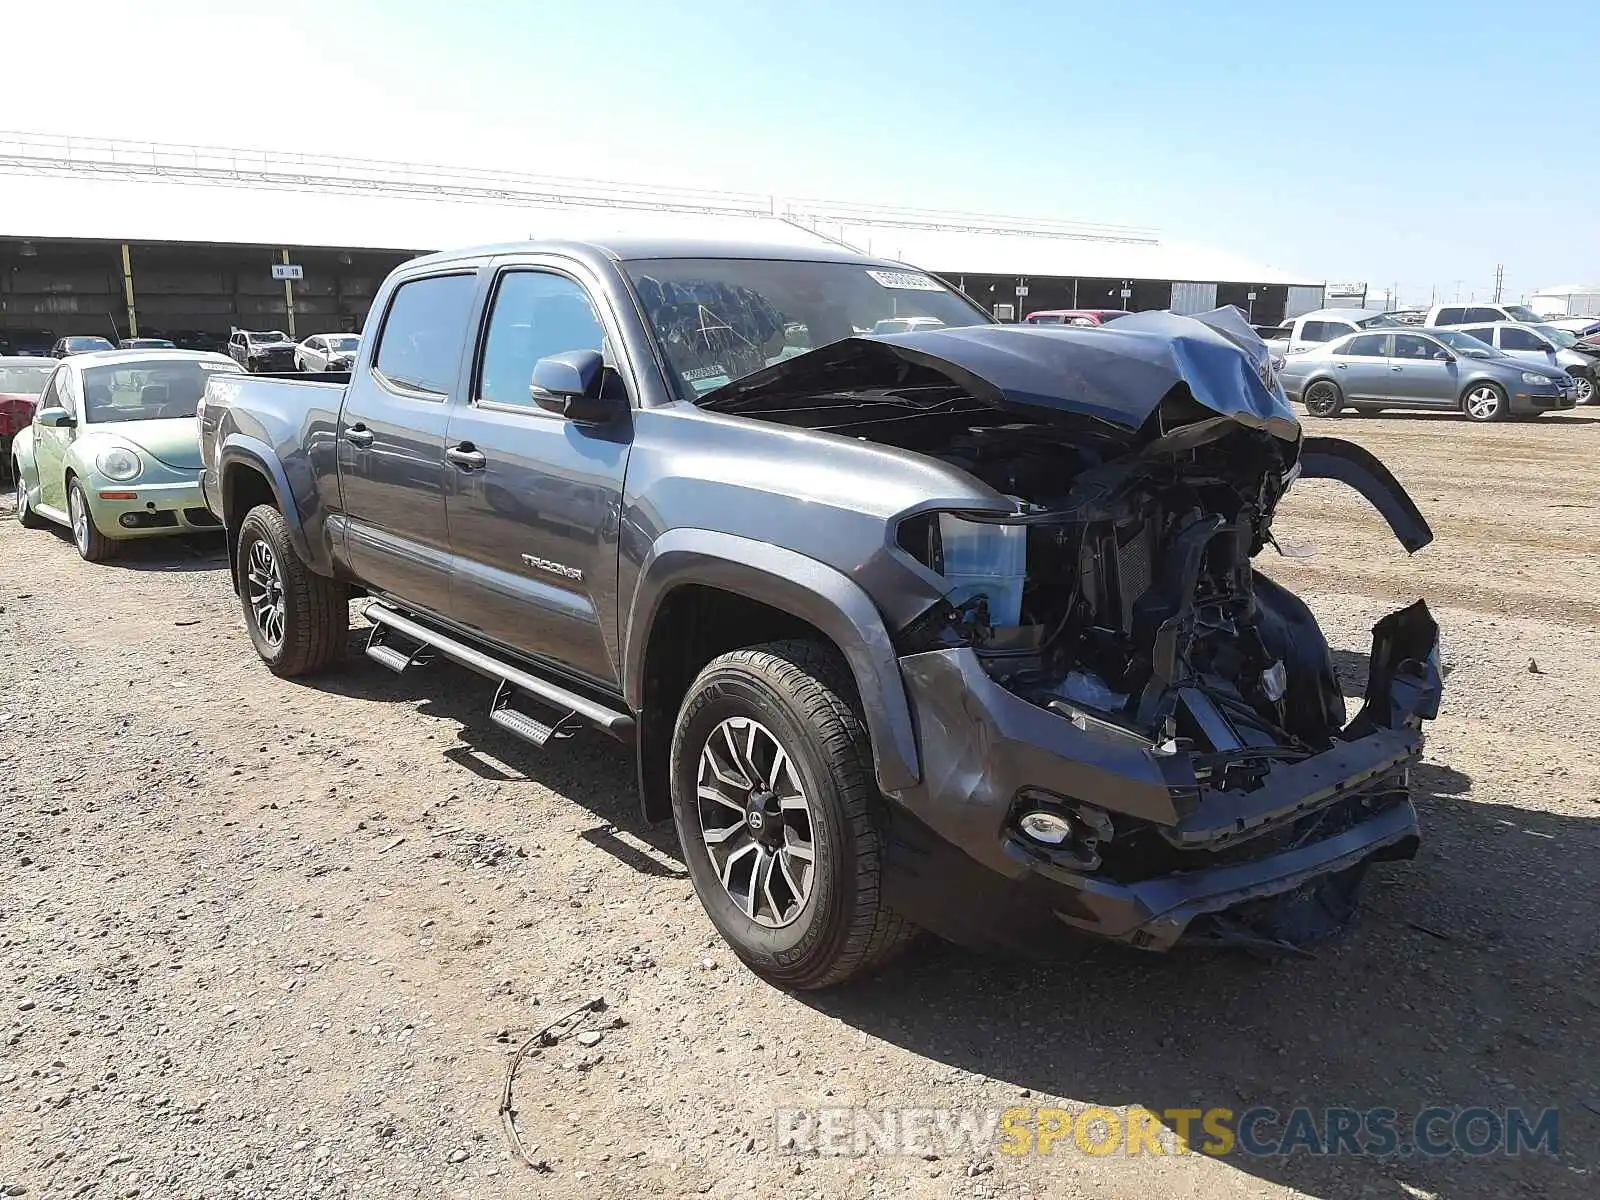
[625,529,921,794]
[218,433,320,570]
[10,425,37,480]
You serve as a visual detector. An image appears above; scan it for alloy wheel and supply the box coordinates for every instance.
[1305,383,1339,417]
[245,539,287,648]
[1575,376,1594,405]
[695,716,816,928]
[70,488,89,552]
[1465,386,1502,420]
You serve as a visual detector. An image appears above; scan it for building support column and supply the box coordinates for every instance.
[120,243,138,338]
[282,249,297,340]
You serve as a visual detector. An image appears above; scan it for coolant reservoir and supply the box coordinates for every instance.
[938,513,1027,627]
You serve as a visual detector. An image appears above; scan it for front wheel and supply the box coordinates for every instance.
[669,640,915,988]
[1462,382,1508,422]
[14,467,45,528]
[1573,375,1595,405]
[1303,380,1344,417]
[68,479,118,562]
[236,504,349,676]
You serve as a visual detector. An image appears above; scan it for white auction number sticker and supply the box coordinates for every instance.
[865,269,944,292]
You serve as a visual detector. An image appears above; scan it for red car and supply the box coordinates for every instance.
[1023,309,1133,326]
[1,356,55,479]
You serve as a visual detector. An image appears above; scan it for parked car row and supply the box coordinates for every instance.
[1,328,363,372]
[9,237,1447,989]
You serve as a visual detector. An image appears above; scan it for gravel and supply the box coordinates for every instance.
[2,410,1598,1199]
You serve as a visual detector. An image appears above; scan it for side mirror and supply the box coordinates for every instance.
[530,349,619,424]
[36,406,75,428]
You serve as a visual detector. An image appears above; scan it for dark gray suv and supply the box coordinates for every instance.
[196,239,1444,986]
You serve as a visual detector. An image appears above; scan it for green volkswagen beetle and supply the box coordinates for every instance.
[11,350,243,561]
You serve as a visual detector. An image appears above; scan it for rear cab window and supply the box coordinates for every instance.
[1433,307,1467,325]
[374,273,479,396]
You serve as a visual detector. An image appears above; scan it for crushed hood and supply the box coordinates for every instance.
[701,307,1300,441]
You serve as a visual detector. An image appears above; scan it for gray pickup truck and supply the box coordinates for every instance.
[197,238,1444,986]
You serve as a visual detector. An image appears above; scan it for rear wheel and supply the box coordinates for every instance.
[1303,380,1344,417]
[236,504,348,676]
[1462,382,1508,422]
[68,479,118,562]
[670,639,915,988]
[14,466,45,528]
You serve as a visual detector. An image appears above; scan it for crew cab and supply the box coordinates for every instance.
[198,239,1444,987]
[227,328,298,372]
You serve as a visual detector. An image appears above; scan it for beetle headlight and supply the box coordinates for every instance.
[96,446,143,481]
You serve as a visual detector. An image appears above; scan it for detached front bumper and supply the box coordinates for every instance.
[882,603,1441,954]
[89,476,221,539]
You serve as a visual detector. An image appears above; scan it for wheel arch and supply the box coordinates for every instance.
[624,530,921,822]
[217,435,316,584]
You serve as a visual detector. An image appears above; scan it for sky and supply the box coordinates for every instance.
[7,0,1596,304]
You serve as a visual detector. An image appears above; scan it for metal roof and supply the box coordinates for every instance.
[0,131,1320,287]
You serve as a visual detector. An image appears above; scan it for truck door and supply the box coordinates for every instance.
[443,264,632,687]
[336,269,479,615]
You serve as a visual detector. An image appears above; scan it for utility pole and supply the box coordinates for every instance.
[1492,263,1504,303]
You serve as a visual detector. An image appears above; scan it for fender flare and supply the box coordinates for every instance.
[217,433,316,568]
[1298,436,1433,553]
[624,529,921,794]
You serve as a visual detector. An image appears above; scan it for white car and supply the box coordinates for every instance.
[1273,307,1399,358]
[1422,302,1543,327]
[1449,320,1598,404]
[869,317,946,336]
[294,333,361,372]
[1543,316,1600,337]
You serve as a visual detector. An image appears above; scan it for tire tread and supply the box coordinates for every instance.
[680,639,915,988]
[238,504,347,676]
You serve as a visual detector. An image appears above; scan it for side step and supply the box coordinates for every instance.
[489,680,583,748]
[363,602,635,742]
[364,623,436,674]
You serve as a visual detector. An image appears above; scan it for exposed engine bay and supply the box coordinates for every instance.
[701,310,1443,954]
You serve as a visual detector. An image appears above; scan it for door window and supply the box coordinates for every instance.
[1339,333,1389,356]
[476,271,607,410]
[1464,307,1503,324]
[1393,334,1446,360]
[373,273,478,395]
[1433,307,1467,325]
[1460,327,1496,345]
[35,372,63,417]
[1499,327,1548,351]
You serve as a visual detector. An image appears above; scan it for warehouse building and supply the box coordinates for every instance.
[0,133,1324,346]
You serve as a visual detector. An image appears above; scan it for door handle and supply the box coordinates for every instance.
[345,424,375,448]
[446,444,487,471]
[1390,366,1403,372]
[1334,363,1346,369]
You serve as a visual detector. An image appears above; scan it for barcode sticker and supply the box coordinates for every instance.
[866,269,944,292]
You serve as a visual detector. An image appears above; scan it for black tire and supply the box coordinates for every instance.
[236,503,348,676]
[1303,380,1344,417]
[1461,381,1509,423]
[14,465,45,528]
[67,477,119,562]
[669,639,915,988]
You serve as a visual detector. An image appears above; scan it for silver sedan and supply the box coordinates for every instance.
[1276,328,1574,422]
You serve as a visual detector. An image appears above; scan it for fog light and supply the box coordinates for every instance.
[1019,810,1075,845]
[119,513,139,528]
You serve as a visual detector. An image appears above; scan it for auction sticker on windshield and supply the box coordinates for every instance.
[865,269,945,291]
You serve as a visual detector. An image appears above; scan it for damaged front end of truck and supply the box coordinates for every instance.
[703,308,1443,955]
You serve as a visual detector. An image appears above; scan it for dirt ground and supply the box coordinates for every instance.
[3,408,1598,1200]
